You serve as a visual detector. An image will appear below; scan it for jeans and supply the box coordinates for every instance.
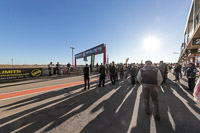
[142,84,159,116]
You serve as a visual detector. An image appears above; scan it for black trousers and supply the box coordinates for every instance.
[99,75,105,87]
[110,74,116,85]
[175,72,180,81]
[131,76,135,85]
[188,78,195,91]
[116,73,118,81]
[120,72,124,79]
[84,77,90,90]
[143,85,159,116]
[49,70,52,76]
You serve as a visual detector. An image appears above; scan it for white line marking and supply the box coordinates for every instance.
[167,106,176,131]
[115,86,134,114]
[127,86,142,133]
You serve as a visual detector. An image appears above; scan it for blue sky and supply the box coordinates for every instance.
[0,0,191,65]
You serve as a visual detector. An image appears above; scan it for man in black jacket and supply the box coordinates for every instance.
[174,63,182,82]
[110,61,116,85]
[186,63,196,91]
[130,63,137,85]
[99,63,106,87]
[119,63,124,79]
[83,64,90,90]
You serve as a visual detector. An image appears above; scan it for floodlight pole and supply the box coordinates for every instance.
[70,47,75,66]
[11,58,13,68]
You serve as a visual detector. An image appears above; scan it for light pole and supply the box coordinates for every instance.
[70,47,75,66]
[11,58,13,68]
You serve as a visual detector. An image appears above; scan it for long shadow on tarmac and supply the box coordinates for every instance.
[1,78,200,133]
[80,83,140,133]
[0,74,99,89]
[131,79,200,133]
[0,80,114,133]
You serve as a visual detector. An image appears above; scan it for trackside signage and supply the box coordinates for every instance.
[0,68,43,80]
[192,37,200,45]
[75,43,105,59]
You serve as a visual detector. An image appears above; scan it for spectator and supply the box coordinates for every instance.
[173,63,182,82]
[48,62,53,76]
[67,62,71,73]
[130,63,137,85]
[186,63,196,91]
[110,61,116,85]
[98,63,106,87]
[83,64,90,90]
[137,60,163,121]
[56,62,60,75]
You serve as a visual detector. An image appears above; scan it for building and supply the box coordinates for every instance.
[179,0,200,67]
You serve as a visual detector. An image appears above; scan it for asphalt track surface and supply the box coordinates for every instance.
[0,73,200,133]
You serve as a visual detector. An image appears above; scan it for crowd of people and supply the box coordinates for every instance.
[48,62,71,76]
[83,60,200,121]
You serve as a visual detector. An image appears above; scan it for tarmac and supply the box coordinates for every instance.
[0,73,200,133]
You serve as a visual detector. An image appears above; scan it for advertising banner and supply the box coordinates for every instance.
[0,68,43,80]
[192,37,200,45]
[75,43,105,59]
[186,49,198,54]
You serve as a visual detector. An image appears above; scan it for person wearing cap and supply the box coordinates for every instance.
[137,60,163,120]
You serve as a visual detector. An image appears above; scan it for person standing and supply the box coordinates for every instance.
[83,64,90,90]
[158,61,167,84]
[130,63,137,85]
[67,62,71,73]
[124,65,128,80]
[173,63,182,82]
[110,61,116,85]
[186,63,196,91]
[137,60,163,120]
[48,62,53,76]
[96,63,99,72]
[119,63,124,79]
[115,65,119,81]
[56,62,60,75]
[98,63,106,87]
[105,64,109,79]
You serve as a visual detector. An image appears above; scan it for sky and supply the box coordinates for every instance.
[0,0,192,65]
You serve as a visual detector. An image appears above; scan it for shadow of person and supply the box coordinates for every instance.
[168,79,200,114]
[80,83,140,133]
[156,81,200,133]
[0,81,113,133]
[131,84,176,133]
[130,87,152,133]
[0,83,96,111]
